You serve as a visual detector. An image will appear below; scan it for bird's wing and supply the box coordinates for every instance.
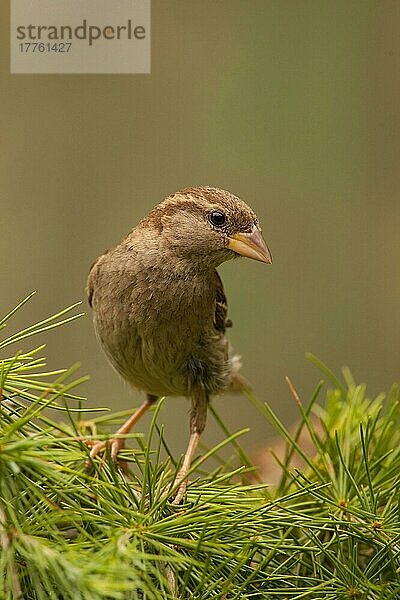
[87,249,112,308]
[86,263,96,308]
[87,253,107,308]
[87,255,104,308]
[213,270,232,333]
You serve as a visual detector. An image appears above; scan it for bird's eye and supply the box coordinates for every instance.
[209,211,226,227]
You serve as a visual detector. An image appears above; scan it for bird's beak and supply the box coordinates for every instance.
[228,226,272,264]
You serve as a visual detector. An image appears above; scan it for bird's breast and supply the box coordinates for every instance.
[91,257,227,396]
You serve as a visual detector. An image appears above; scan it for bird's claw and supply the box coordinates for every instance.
[85,438,125,470]
[171,481,187,505]
[158,468,188,505]
[170,470,188,505]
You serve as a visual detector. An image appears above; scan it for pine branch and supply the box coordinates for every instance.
[0,296,399,599]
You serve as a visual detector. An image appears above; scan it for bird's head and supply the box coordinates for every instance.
[138,186,272,269]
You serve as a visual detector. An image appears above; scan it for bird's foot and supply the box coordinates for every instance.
[170,470,188,505]
[159,469,188,505]
[85,437,125,470]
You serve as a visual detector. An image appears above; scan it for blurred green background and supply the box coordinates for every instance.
[1,1,399,458]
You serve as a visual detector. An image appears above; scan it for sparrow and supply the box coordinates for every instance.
[87,186,272,503]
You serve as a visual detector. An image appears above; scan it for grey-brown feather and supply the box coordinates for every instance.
[87,187,253,406]
[213,271,230,333]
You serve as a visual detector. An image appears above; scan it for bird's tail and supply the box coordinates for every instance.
[226,354,252,393]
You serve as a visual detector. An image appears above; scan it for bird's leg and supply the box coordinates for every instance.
[87,394,158,465]
[172,388,208,505]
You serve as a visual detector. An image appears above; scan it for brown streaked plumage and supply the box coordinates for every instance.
[87,186,272,503]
